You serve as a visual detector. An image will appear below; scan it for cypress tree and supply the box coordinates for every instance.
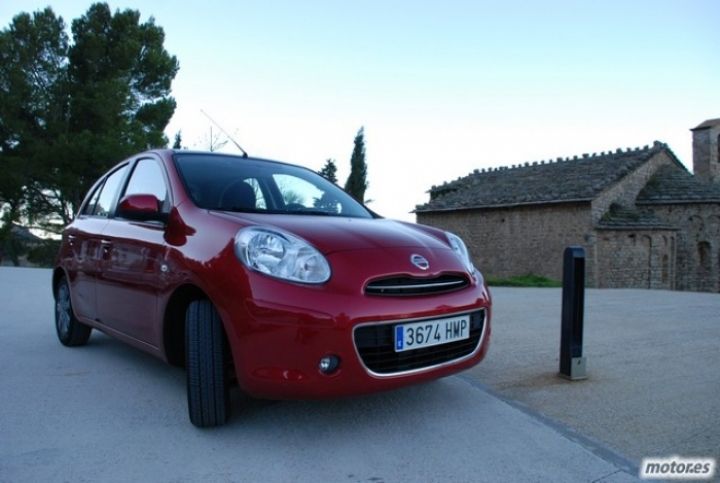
[343,127,368,202]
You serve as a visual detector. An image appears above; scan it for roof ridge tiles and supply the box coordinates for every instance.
[454,142,657,181]
[419,141,674,212]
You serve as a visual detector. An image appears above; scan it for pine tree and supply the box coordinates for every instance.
[0,4,179,227]
[172,131,182,149]
[343,127,368,203]
[314,159,339,212]
[318,158,338,184]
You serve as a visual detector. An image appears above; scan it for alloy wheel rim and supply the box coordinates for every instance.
[56,284,72,337]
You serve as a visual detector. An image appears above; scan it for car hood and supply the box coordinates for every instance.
[212,212,451,254]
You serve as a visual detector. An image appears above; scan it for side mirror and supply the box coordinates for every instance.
[117,194,167,223]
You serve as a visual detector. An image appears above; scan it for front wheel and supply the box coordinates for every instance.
[185,299,230,427]
[55,276,92,346]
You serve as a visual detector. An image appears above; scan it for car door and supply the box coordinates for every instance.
[95,156,172,347]
[64,164,129,322]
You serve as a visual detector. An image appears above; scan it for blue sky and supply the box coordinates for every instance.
[3,1,719,220]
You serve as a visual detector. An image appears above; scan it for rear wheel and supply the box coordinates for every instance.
[55,277,92,346]
[185,299,230,427]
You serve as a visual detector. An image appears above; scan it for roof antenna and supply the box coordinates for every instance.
[200,109,248,158]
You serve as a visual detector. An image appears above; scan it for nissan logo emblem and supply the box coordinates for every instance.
[410,254,430,270]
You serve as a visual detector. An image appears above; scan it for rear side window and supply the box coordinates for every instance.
[82,184,103,216]
[92,165,129,217]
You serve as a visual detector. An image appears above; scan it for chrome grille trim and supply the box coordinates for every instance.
[365,274,470,296]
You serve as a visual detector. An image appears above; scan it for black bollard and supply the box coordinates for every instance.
[559,246,587,380]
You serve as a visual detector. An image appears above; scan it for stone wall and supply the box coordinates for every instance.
[416,144,720,292]
[591,150,674,223]
[594,228,677,289]
[645,203,720,292]
[692,124,720,184]
[416,202,596,284]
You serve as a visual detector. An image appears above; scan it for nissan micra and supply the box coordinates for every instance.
[54,150,492,427]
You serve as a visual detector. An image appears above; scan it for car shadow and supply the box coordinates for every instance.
[59,329,468,433]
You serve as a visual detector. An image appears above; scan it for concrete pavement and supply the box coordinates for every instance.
[0,267,638,482]
[469,286,720,463]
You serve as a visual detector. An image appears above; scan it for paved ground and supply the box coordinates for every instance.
[468,286,720,463]
[0,267,639,482]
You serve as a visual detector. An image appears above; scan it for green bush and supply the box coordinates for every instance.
[27,240,61,268]
[0,232,27,266]
[486,274,562,287]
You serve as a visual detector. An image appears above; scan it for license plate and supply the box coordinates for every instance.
[394,315,470,352]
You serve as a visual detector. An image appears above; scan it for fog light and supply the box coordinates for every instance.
[319,355,340,374]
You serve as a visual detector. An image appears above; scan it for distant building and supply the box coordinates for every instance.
[10,224,42,244]
[416,118,720,292]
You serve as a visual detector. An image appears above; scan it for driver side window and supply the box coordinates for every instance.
[123,159,169,211]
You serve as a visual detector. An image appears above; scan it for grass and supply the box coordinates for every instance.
[486,273,562,288]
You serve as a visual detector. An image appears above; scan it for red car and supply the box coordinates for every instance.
[54,150,492,427]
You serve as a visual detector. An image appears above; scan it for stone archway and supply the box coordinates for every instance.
[697,241,712,291]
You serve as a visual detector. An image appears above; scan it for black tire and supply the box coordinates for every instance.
[54,276,92,346]
[185,299,230,427]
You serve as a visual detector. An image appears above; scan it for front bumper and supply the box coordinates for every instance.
[220,277,491,400]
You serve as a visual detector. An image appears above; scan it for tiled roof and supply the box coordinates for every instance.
[637,165,720,204]
[596,205,677,230]
[691,118,720,131]
[416,142,669,212]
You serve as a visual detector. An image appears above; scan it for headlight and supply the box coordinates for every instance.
[446,231,476,274]
[234,227,331,284]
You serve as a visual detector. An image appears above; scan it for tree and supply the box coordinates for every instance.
[314,158,340,212]
[206,126,227,152]
[318,158,338,184]
[0,7,67,227]
[172,131,182,149]
[343,127,368,203]
[0,4,179,229]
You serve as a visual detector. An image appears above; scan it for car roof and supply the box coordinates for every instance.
[149,149,310,172]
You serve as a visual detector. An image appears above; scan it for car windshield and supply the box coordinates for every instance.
[173,153,373,218]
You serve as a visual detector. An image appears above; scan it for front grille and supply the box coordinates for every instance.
[365,274,469,296]
[354,310,485,375]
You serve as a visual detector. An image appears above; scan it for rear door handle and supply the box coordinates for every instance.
[101,240,113,256]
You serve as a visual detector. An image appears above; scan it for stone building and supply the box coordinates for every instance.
[415,119,720,292]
